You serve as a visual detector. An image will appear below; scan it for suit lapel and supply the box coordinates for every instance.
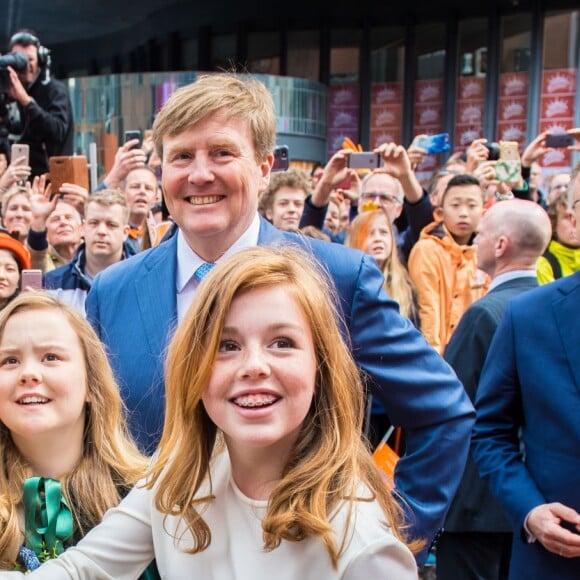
[553,274,580,394]
[134,236,178,356]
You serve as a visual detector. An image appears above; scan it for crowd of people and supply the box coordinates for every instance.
[0,27,579,580]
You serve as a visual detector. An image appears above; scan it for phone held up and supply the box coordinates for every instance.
[415,133,451,155]
[272,145,290,172]
[124,130,142,150]
[545,133,575,148]
[10,144,29,185]
[20,269,43,292]
[494,141,521,183]
[347,152,382,170]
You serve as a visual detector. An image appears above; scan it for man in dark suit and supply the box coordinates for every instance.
[86,72,475,564]
[437,199,552,579]
[472,163,580,579]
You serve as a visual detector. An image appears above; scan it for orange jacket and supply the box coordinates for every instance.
[408,221,489,354]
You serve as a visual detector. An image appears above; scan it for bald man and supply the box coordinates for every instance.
[437,199,552,580]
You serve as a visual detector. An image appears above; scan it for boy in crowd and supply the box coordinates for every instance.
[408,174,488,354]
[258,168,309,231]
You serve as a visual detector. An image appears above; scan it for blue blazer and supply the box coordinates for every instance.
[443,276,538,534]
[86,217,475,563]
[472,272,580,579]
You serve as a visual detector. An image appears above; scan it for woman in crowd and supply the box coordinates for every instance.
[0,188,32,244]
[0,293,157,578]
[347,208,418,325]
[0,232,30,312]
[7,247,420,579]
[346,209,417,450]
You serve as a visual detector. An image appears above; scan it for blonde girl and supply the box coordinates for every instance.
[0,293,154,576]
[9,247,419,579]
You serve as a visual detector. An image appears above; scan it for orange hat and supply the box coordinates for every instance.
[0,231,31,270]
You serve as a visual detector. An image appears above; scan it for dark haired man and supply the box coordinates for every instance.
[3,29,74,176]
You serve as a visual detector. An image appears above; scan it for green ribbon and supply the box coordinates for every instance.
[23,477,73,558]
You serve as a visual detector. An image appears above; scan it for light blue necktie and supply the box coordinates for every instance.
[194,262,215,282]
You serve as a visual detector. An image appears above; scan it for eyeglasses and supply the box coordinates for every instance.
[360,192,402,206]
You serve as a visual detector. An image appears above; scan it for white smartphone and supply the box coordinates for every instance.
[20,269,43,292]
[11,143,29,166]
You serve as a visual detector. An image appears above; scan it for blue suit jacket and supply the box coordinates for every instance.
[86,217,475,563]
[472,272,580,578]
[443,276,538,533]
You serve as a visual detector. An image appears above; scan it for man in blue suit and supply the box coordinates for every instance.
[438,199,552,579]
[86,72,475,564]
[472,164,580,578]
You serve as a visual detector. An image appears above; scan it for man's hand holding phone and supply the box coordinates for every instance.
[102,139,147,189]
[375,142,424,203]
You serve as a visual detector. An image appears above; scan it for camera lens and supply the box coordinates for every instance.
[484,142,500,161]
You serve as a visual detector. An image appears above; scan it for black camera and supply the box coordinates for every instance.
[484,141,500,161]
[0,52,27,94]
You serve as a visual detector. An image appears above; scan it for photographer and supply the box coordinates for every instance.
[2,29,73,177]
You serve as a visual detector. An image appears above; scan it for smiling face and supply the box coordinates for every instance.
[162,111,272,261]
[0,250,19,303]
[0,308,88,449]
[2,193,32,240]
[202,285,316,460]
[266,187,305,231]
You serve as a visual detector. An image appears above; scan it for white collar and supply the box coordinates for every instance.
[176,213,261,292]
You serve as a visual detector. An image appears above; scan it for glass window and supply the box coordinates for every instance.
[369,27,405,149]
[455,19,487,153]
[247,32,280,75]
[539,10,579,172]
[287,30,320,82]
[211,34,236,71]
[414,22,446,178]
[327,29,361,158]
[497,14,532,152]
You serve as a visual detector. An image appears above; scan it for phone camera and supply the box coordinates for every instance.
[484,142,500,161]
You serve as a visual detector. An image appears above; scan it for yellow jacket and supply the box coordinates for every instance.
[408,221,489,354]
[536,239,580,285]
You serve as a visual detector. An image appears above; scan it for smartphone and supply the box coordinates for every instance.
[48,155,89,197]
[20,269,43,292]
[347,152,381,170]
[11,143,29,166]
[415,133,451,155]
[495,141,521,182]
[124,130,142,150]
[545,133,575,148]
[484,141,501,161]
[272,145,290,172]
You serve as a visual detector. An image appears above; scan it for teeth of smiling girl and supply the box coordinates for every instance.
[233,394,278,408]
[18,396,49,405]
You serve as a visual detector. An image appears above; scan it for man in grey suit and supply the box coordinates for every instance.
[438,199,552,579]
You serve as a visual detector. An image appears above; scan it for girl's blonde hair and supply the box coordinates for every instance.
[347,210,417,320]
[148,245,420,568]
[0,293,147,569]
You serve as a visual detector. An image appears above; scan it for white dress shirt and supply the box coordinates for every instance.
[176,213,261,321]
